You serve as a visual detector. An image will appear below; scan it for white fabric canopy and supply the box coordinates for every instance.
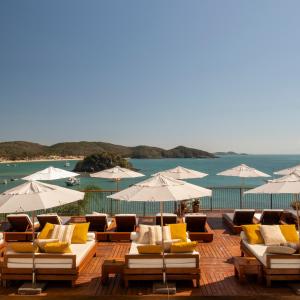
[274,164,300,176]
[108,174,212,202]
[245,172,300,195]
[90,166,144,180]
[22,166,79,181]
[152,166,207,180]
[217,164,270,178]
[0,181,84,213]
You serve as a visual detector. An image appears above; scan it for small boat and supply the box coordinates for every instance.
[65,177,80,186]
[64,161,70,167]
[0,179,8,185]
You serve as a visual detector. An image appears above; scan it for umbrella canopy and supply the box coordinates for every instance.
[22,166,79,181]
[245,172,300,195]
[217,164,270,178]
[152,166,208,180]
[274,164,300,176]
[90,166,144,180]
[0,181,85,213]
[108,174,212,202]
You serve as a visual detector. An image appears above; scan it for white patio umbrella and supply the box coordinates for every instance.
[0,181,84,293]
[90,166,144,191]
[245,172,300,231]
[108,174,212,287]
[274,164,300,176]
[152,166,208,180]
[152,166,208,214]
[217,164,270,208]
[22,166,79,181]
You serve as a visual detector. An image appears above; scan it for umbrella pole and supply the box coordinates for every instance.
[32,210,36,287]
[160,201,166,284]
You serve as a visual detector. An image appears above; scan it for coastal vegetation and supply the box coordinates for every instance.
[0,141,216,160]
[73,152,132,172]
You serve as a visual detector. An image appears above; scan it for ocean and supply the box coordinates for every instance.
[1,155,299,213]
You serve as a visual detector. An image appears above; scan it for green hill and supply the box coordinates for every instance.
[0,141,216,160]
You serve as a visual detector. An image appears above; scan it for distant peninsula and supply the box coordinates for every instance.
[0,141,217,161]
[214,151,248,156]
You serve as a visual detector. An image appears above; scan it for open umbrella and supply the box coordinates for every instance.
[22,166,79,181]
[245,172,300,231]
[90,166,144,191]
[152,166,208,214]
[274,164,300,176]
[217,164,270,208]
[108,174,212,290]
[0,181,84,294]
[152,166,208,180]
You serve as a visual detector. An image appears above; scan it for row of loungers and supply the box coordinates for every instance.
[2,213,214,242]
[223,209,296,234]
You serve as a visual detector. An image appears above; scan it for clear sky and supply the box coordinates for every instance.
[1,0,300,154]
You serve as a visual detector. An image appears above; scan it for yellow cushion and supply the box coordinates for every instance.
[280,225,299,243]
[39,223,55,239]
[10,242,39,253]
[71,223,90,244]
[35,239,59,252]
[43,241,72,253]
[242,224,264,244]
[137,245,162,254]
[170,241,197,253]
[169,223,187,242]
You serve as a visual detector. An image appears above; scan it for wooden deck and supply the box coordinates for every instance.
[1,213,298,297]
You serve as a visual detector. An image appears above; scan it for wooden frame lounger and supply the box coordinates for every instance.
[184,214,214,242]
[222,209,255,234]
[37,214,62,231]
[253,209,284,225]
[155,213,177,226]
[240,239,300,287]
[7,214,39,232]
[2,241,97,286]
[123,253,200,288]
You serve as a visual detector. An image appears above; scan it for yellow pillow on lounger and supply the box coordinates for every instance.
[71,223,90,244]
[169,223,187,242]
[10,242,39,253]
[137,245,162,254]
[35,239,59,252]
[38,222,55,239]
[170,241,197,253]
[242,224,264,244]
[44,241,72,253]
[280,225,299,243]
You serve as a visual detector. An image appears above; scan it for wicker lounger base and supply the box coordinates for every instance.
[2,243,97,287]
[240,241,300,287]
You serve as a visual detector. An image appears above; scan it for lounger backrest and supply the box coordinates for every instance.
[7,214,32,232]
[37,215,62,231]
[155,215,177,226]
[115,214,137,232]
[232,210,255,226]
[260,210,283,225]
[85,215,108,232]
[185,215,207,232]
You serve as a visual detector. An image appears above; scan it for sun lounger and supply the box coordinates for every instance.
[184,213,214,242]
[7,214,39,232]
[2,234,96,287]
[108,214,137,241]
[37,214,62,231]
[281,210,299,227]
[155,213,177,225]
[222,209,255,234]
[123,233,200,287]
[254,209,283,225]
[85,213,112,241]
[240,231,300,287]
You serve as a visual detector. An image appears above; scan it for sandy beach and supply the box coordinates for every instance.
[0,156,84,164]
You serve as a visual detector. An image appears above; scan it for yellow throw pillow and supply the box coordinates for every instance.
[71,223,90,244]
[169,223,187,242]
[137,245,162,254]
[10,242,39,253]
[43,241,72,253]
[280,225,299,243]
[38,223,55,239]
[35,239,59,252]
[170,241,198,253]
[242,224,264,244]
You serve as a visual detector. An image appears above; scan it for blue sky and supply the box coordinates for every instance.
[0,0,300,154]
